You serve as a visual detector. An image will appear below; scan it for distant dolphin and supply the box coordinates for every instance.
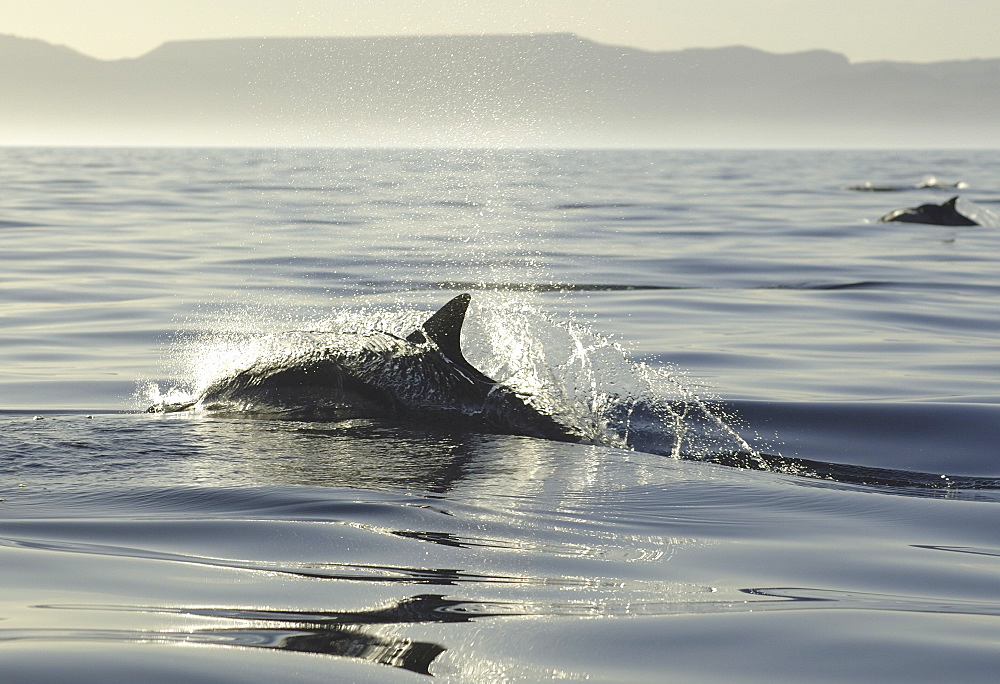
[878,196,978,226]
[148,294,581,442]
[916,177,968,190]
[846,177,967,192]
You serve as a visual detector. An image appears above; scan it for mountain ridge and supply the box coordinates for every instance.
[2,33,997,147]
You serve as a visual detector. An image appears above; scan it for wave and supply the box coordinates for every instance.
[431,280,888,292]
[554,202,641,210]
[0,219,49,228]
[687,451,1000,496]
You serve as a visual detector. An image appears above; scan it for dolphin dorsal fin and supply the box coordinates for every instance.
[408,293,495,385]
[415,292,470,359]
[945,196,960,207]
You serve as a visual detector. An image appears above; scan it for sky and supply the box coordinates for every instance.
[5,0,1000,63]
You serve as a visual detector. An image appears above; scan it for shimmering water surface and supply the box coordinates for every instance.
[2,148,999,682]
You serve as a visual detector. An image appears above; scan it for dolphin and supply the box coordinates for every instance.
[878,196,978,226]
[148,293,582,443]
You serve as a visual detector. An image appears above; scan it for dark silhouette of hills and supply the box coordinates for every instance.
[2,33,997,147]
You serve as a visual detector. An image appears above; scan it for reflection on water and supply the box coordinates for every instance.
[167,412,1000,498]
[23,602,449,676]
[23,583,999,679]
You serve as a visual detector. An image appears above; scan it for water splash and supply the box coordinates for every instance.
[466,294,761,460]
[955,197,1000,228]
[141,294,761,461]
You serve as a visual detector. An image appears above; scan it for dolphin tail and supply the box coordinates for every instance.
[408,293,496,385]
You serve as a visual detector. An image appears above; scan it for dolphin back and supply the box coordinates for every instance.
[148,293,582,443]
[879,196,979,226]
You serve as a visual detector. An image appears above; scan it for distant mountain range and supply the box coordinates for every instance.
[2,33,998,147]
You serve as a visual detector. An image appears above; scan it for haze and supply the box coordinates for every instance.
[10,0,1000,63]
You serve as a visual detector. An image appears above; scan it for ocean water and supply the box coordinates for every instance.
[2,147,998,682]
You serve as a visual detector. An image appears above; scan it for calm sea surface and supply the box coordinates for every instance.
[2,148,999,682]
